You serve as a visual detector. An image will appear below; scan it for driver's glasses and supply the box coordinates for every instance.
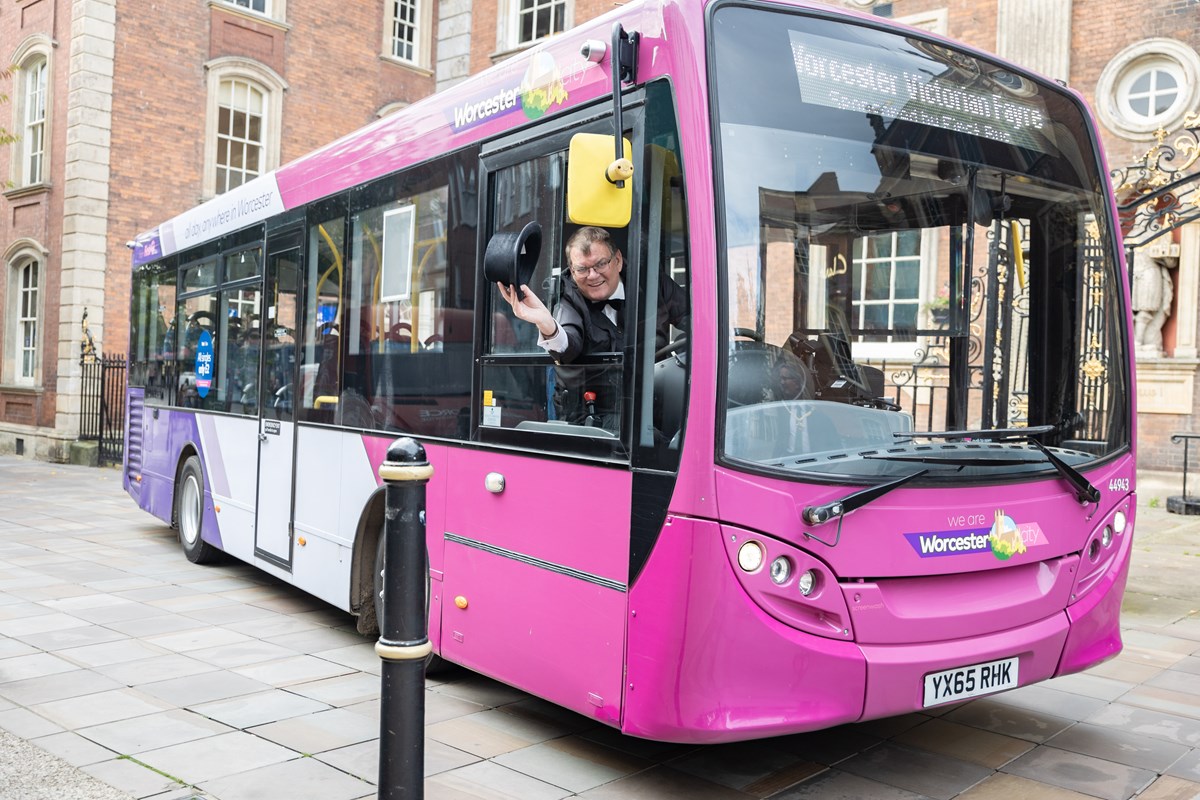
[570,255,614,277]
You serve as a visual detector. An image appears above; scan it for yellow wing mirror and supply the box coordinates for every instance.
[567,132,633,228]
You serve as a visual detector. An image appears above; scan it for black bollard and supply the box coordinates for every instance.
[376,437,432,799]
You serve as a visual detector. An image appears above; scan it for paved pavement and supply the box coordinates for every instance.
[0,456,1198,800]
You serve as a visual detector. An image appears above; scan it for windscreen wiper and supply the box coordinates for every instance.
[803,469,930,525]
[893,425,1055,441]
[891,425,1100,504]
[801,468,931,547]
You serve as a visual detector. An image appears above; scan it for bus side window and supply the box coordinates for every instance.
[640,83,691,465]
[130,259,177,404]
[219,248,262,416]
[300,209,346,425]
[351,173,473,439]
[479,152,582,437]
[176,257,219,410]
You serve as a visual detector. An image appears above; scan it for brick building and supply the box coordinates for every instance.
[0,0,437,461]
[1,0,1196,466]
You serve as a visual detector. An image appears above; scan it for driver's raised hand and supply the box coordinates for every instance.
[497,282,557,338]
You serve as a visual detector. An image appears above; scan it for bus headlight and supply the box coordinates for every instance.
[1101,525,1113,547]
[737,541,764,572]
[1113,511,1127,534]
[769,557,791,585]
[798,569,817,596]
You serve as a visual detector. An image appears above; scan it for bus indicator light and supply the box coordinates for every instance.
[455,596,469,609]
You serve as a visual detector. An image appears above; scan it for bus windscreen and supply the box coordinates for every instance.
[712,7,1128,482]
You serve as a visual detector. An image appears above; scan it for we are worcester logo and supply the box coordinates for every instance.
[903,510,1047,560]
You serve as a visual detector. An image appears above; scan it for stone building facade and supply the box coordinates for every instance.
[1,0,1197,466]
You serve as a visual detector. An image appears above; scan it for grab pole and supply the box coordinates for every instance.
[376,437,433,800]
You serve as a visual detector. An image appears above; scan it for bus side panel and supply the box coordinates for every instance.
[623,516,866,744]
[440,540,625,725]
[196,413,259,562]
[294,427,346,549]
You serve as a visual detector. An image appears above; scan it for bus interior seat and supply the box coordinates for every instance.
[727,341,814,408]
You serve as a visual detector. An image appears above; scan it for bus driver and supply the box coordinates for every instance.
[496,226,687,363]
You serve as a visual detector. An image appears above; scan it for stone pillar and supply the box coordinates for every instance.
[437,0,473,92]
[1175,223,1200,359]
[996,0,1072,83]
[56,0,115,440]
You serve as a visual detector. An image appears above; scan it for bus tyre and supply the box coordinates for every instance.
[374,532,449,674]
[176,456,220,565]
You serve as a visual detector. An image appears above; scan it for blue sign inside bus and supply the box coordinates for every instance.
[195,330,214,399]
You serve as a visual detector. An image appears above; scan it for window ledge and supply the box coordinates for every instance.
[378,54,433,78]
[3,183,51,201]
[0,384,42,395]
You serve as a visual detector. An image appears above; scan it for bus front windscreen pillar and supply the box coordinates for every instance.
[376,437,433,800]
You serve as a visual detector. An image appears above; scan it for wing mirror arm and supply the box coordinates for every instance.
[607,22,638,188]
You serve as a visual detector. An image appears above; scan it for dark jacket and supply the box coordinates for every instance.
[547,272,688,364]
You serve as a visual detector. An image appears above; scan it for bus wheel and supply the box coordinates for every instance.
[373,533,449,674]
[177,456,220,564]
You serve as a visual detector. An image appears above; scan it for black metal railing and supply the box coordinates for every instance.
[80,354,127,467]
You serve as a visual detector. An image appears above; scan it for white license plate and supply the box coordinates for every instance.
[923,656,1018,707]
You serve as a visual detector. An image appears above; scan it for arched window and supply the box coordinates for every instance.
[203,58,287,198]
[22,58,47,185]
[17,260,39,380]
[216,78,266,193]
[5,241,46,386]
[9,35,53,189]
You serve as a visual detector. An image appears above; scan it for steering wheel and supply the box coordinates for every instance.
[656,333,688,360]
[733,327,763,341]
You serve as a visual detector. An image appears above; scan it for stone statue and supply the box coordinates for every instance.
[1132,249,1177,356]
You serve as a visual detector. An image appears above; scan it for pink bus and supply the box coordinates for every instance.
[125,0,1135,743]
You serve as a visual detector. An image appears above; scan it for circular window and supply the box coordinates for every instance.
[1097,39,1200,139]
[1119,61,1184,123]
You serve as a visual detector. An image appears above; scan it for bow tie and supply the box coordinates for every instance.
[605,298,623,312]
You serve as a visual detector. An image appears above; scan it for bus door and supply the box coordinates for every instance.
[254,226,303,568]
[438,123,641,724]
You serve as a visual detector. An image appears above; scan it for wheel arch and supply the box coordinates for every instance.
[349,485,387,630]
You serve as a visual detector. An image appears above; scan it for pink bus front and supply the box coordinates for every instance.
[124,0,1133,745]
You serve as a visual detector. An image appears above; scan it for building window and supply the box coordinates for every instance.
[1119,62,1183,123]
[5,244,45,387]
[1097,39,1200,139]
[216,79,265,194]
[9,36,53,190]
[222,0,267,13]
[516,0,565,45]
[497,0,570,53]
[390,0,418,61]
[852,231,921,344]
[203,58,287,199]
[18,261,38,380]
[22,59,46,186]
